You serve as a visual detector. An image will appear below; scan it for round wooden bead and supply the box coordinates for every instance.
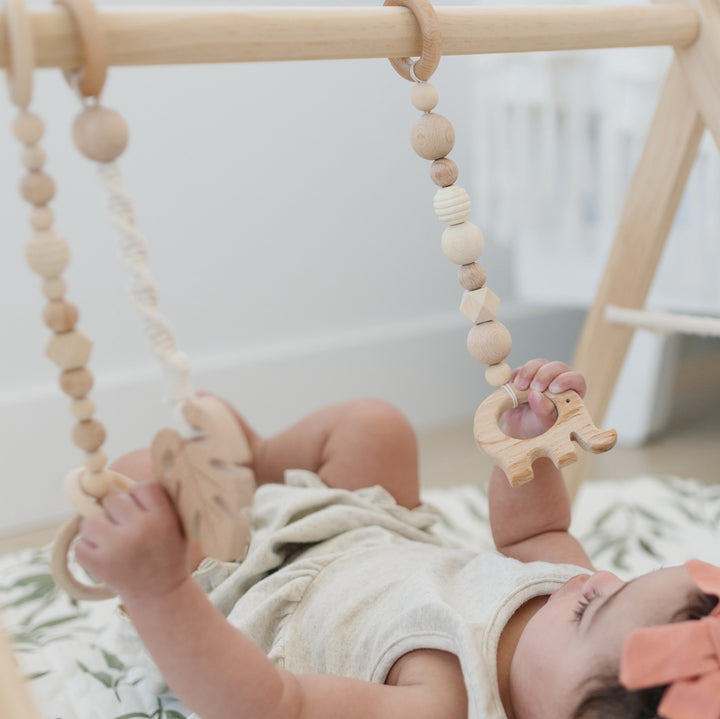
[13,112,44,145]
[60,367,94,398]
[73,106,129,163]
[458,262,487,291]
[467,321,512,366]
[441,222,484,265]
[72,419,106,453]
[25,230,70,278]
[43,300,78,333]
[410,82,439,112]
[485,362,513,387]
[71,397,96,421]
[20,171,55,205]
[30,206,54,230]
[42,277,67,301]
[430,158,458,187]
[84,450,107,473]
[410,113,455,161]
[434,185,472,226]
[21,146,46,171]
[46,330,92,370]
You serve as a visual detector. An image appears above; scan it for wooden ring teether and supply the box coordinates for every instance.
[3,0,34,108]
[473,387,618,487]
[384,0,442,82]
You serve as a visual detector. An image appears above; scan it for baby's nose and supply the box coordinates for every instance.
[586,570,623,593]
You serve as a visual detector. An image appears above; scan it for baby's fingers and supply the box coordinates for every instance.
[547,369,586,398]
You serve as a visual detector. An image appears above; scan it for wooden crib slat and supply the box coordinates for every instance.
[0,614,42,719]
[0,5,701,70]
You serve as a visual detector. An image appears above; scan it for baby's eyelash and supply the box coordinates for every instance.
[573,590,600,622]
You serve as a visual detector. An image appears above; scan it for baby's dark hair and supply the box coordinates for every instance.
[571,589,719,719]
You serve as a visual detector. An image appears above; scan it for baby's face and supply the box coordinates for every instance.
[509,565,698,719]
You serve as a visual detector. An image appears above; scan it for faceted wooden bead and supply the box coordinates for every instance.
[430,158,458,187]
[73,106,129,162]
[467,320,512,366]
[84,450,107,473]
[458,262,487,291]
[42,277,67,301]
[71,396,96,421]
[410,82,439,112]
[460,287,500,324]
[60,367,94,398]
[43,300,78,333]
[485,362,513,387]
[20,171,55,205]
[46,331,92,370]
[73,419,106,453]
[434,185,472,226]
[25,230,70,278]
[21,146,46,171]
[30,206,54,230]
[441,222,484,265]
[410,113,455,161]
[13,112,44,145]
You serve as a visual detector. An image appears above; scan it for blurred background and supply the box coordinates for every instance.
[1,0,718,542]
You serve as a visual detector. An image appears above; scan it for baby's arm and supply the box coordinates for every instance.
[488,360,594,569]
[76,484,464,719]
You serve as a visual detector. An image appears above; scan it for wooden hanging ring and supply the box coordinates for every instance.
[53,0,108,98]
[384,0,441,82]
[3,0,34,109]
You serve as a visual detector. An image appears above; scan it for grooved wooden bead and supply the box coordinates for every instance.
[410,113,455,161]
[434,185,472,225]
[410,82,439,112]
[441,222,484,265]
[46,331,92,370]
[42,277,67,301]
[73,419,106,452]
[21,146,46,171]
[467,321,512,366]
[485,362,513,387]
[460,287,500,324]
[458,262,487,290]
[43,300,79,333]
[60,367,94,398]
[30,206,54,230]
[84,450,107,473]
[25,231,70,278]
[20,171,55,205]
[71,397,96,421]
[430,158,458,187]
[73,106,129,162]
[13,112,44,144]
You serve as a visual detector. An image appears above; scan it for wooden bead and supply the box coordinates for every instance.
[458,262,487,291]
[20,171,55,205]
[60,367,94,398]
[21,146,46,171]
[42,277,67,301]
[410,82,439,112]
[13,112,44,145]
[84,450,107,473]
[410,113,455,161]
[29,206,53,231]
[434,185,472,226]
[441,222,484,265]
[430,158,458,187]
[460,287,500,324]
[25,230,70,279]
[485,362,513,387]
[71,397,96,421]
[72,419,106,453]
[73,106,129,163]
[46,331,92,370]
[43,300,79,333]
[467,320,512,366]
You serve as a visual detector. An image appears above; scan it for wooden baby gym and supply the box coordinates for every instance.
[1,0,719,715]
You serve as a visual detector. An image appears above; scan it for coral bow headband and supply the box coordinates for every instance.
[620,560,720,719]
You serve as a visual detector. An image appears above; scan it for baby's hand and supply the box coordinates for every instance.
[75,482,191,602]
[502,359,587,440]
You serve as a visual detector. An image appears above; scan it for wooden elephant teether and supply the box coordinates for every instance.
[473,387,617,487]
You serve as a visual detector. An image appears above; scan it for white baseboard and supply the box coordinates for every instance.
[0,305,584,536]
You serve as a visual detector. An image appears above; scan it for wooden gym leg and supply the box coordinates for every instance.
[0,614,42,719]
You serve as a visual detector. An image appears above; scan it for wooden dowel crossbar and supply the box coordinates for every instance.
[0,4,701,70]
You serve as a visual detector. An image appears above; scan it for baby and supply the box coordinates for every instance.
[74,360,719,719]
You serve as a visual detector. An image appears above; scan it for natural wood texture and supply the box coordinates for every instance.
[430,157,458,187]
[0,615,42,719]
[460,287,500,324]
[410,112,455,160]
[567,59,706,499]
[474,388,617,486]
[384,0,441,82]
[485,361,513,387]
[441,221,484,264]
[458,262,487,291]
[410,81,439,112]
[466,320,512,365]
[0,6,700,69]
[73,105,129,161]
[434,185,472,225]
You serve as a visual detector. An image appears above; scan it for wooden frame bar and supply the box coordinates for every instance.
[0,5,700,70]
[0,616,42,719]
